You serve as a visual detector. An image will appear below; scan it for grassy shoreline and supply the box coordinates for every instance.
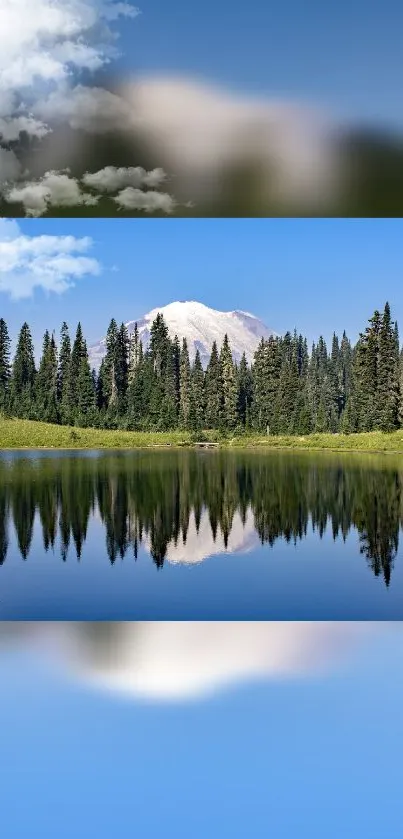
[1,417,403,454]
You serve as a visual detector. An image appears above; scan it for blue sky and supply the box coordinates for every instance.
[1,623,403,839]
[1,218,403,354]
[115,0,403,129]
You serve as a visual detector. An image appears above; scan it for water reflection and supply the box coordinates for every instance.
[0,450,402,587]
[0,621,386,700]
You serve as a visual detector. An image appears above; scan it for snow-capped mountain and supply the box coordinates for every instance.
[89,300,275,370]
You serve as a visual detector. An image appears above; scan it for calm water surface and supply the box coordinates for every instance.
[0,449,402,619]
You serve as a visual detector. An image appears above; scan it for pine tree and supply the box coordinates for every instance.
[115,323,129,417]
[205,341,222,429]
[376,302,400,431]
[179,338,192,429]
[190,349,205,431]
[399,345,403,427]
[237,352,253,427]
[68,323,86,423]
[350,312,378,432]
[172,335,181,415]
[128,324,141,385]
[10,322,36,418]
[103,318,119,414]
[0,318,11,413]
[252,337,281,432]
[76,340,96,427]
[36,331,58,423]
[57,322,71,424]
[219,334,238,430]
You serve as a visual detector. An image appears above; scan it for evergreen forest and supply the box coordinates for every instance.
[0,301,402,435]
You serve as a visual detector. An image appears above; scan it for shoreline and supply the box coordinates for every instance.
[1,418,403,455]
[1,419,403,456]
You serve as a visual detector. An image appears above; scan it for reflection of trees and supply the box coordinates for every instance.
[0,452,402,586]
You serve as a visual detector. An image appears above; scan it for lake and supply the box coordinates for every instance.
[0,448,402,619]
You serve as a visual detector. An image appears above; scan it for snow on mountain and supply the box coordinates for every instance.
[89,300,275,370]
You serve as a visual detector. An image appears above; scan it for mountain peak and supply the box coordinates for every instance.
[89,300,275,370]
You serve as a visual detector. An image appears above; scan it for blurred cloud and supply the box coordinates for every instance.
[0,218,101,298]
[0,622,389,701]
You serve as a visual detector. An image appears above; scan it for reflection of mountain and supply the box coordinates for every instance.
[0,622,385,701]
[0,451,401,585]
[145,508,258,565]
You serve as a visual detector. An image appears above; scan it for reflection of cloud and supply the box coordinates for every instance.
[0,622,385,701]
[145,508,258,565]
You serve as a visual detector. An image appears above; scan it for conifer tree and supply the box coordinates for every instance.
[36,331,58,423]
[190,349,205,431]
[103,318,119,413]
[179,338,192,429]
[0,318,11,413]
[10,322,36,418]
[237,352,253,428]
[68,323,86,422]
[219,334,238,430]
[376,302,400,431]
[205,341,222,428]
[115,323,129,417]
[76,341,96,427]
[57,322,71,423]
[128,324,141,384]
[172,335,181,414]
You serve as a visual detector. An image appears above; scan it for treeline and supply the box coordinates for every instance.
[0,452,400,585]
[0,302,402,434]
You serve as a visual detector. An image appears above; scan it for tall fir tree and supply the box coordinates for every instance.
[68,323,86,423]
[57,322,71,424]
[36,331,58,423]
[219,334,238,430]
[237,352,253,428]
[10,322,36,419]
[128,324,141,385]
[76,340,96,427]
[205,341,222,429]
[376,302,400,431]
[0,318,11,413]
[190,349,205,431]
[179,338,192,429]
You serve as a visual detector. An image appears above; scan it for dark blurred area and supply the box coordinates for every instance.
[1,73,403,218]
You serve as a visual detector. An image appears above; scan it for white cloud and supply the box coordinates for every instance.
[4,170,100,216]
[114,186,176,213]
[82,166,167,192]
[0,622,390,702]
[1,168,175,217]
[0,219,101,299]
[0,0,139,137]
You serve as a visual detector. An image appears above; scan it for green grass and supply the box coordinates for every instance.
[1,417,403,453]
